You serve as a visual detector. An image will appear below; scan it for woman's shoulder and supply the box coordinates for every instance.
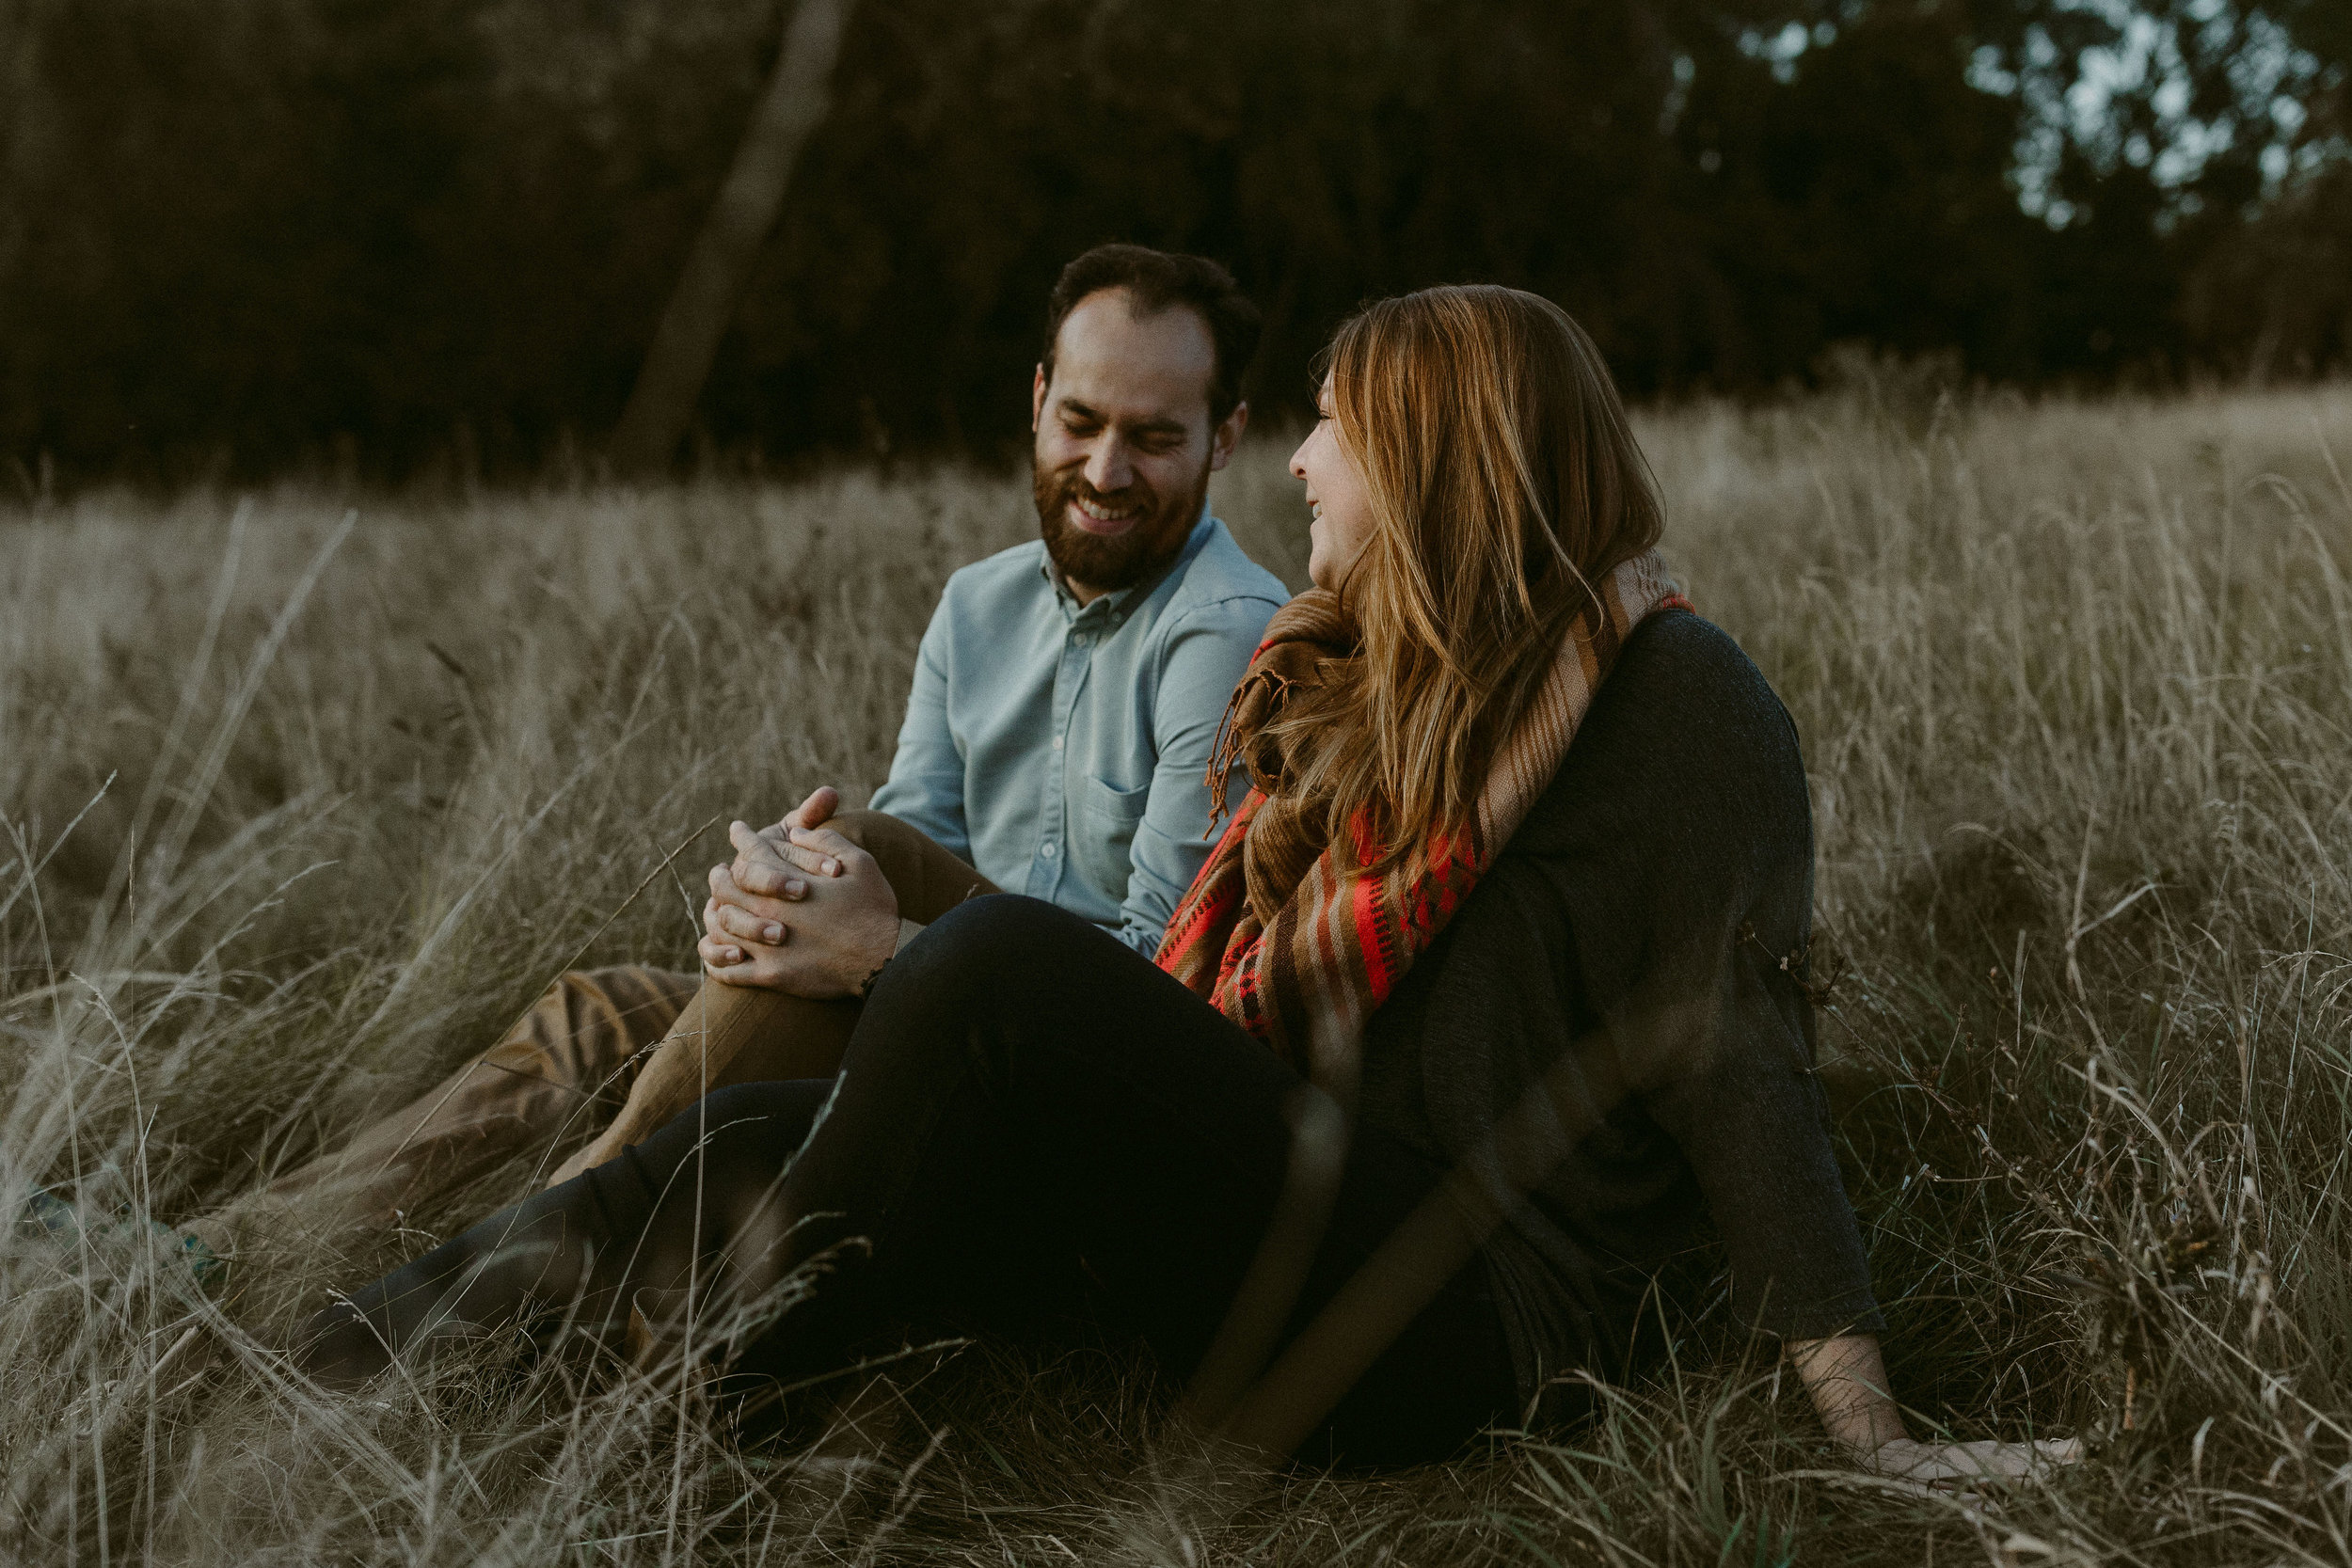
[1510,610,1809,871]
[1599,610,1793,740]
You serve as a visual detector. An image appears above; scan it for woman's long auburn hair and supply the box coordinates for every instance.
[1271,285,1664,871]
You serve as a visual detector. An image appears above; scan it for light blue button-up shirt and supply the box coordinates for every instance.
[869,513,1289,954]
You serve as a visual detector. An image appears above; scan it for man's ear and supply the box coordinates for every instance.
[1208,401,1249,472]
[1032,364,1048,432]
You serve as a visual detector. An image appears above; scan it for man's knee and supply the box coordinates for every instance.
[827,809,889,851]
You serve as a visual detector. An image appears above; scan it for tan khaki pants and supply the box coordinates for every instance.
[243,810,996,1234]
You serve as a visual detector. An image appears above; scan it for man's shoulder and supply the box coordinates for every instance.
[1164,518,1291,620]
[934,538,1052,618]
[943,537,1050,594]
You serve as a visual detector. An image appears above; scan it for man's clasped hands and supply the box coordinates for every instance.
[697,786,901,1001]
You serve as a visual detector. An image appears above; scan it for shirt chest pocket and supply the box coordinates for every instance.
[1072,773,1152,901]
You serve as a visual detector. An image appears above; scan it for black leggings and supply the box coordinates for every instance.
[297,895,1519,1465]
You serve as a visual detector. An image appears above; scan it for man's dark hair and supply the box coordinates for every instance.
[1041,245,1263,427]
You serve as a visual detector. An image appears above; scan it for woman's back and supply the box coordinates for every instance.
[1359,610,1877,1401]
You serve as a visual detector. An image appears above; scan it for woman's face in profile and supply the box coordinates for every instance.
[1290,373,1375,594]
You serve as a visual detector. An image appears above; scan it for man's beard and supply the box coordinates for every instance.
[1032,458,1211,595]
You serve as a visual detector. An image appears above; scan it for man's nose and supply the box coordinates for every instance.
[1085,436,1135,495]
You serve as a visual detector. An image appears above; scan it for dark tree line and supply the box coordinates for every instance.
[0,0,2344,482]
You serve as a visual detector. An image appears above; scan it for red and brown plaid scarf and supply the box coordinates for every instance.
[1153,547,1687,1068]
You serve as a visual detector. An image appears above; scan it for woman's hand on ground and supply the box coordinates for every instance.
[699,821,898,997]
[1784,1335,2083,1490]
[1857,1435,2085,1487]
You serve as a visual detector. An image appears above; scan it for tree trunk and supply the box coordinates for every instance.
[608,0,852,476]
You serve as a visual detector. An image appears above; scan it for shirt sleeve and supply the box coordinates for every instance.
[866,595,972,863]
[1112,593,1284,955]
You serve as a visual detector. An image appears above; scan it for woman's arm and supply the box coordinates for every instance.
[1787,1333,1908,1450]
[1788,1334,2083,1482]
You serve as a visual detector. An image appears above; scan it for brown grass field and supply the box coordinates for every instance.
[5,380,2352,1565]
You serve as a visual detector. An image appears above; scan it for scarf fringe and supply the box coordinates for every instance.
[1204,669,1290,828]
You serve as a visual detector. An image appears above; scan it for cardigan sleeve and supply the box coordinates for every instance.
[1362,613,1884,1372]
[1538,615,1883,1341]
[1606,916,1885,1339]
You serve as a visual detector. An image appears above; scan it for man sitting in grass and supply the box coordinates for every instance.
[196,243,1288,1260]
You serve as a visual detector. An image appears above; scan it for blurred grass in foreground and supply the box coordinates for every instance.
[4,383,2351,1564]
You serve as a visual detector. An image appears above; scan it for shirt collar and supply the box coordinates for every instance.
[1040,503,1216,625]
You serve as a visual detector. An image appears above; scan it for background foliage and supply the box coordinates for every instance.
[1,0,2346,481]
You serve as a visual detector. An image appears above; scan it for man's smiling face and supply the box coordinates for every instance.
[1031,288,1243,601]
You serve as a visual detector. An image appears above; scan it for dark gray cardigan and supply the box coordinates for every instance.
[1358,610,1883,1403]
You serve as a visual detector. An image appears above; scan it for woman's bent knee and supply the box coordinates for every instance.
[843,896,1091,1090]
[870,895,1087,1012]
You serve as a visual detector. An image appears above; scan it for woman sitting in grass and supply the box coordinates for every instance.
[298,285,2074,1480]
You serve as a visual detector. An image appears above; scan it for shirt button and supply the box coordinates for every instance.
[1052,735,1064,750]
[1041,841,1058,858]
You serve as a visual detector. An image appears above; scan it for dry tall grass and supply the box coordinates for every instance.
[5,382,2352,1565]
